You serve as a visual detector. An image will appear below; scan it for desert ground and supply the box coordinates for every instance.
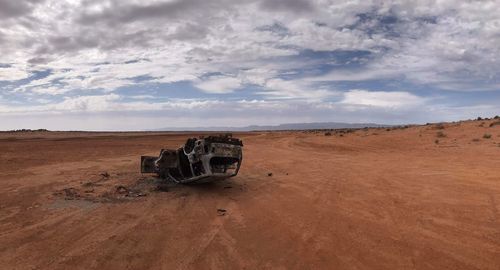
[0,119,499,269]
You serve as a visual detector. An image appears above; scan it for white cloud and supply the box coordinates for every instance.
[1,96,497,131]
[261,78,336,100]
[194,76,242,94]
[310,68,400,82]
[0,0,500,129]
[54,94,121,111]
[2,0,499,94]
[0,65,30,81]
[340,90,425,108]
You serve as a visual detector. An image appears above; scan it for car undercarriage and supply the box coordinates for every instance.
[141,134,243,184]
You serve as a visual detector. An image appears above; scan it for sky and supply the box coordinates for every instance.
[0,0,499,130]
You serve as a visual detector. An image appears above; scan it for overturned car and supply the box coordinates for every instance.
[141,134,243,184]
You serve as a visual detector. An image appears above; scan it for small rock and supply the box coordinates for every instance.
[115,185,128,194]
[217,208,227,216]
[63,188,80,199]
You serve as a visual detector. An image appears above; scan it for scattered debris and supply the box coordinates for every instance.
[63,188,80,200]
[115,184,149,197]
[115,185,129,194]
[54,175,176,204]
[155,183,170,192]
[82,181,95,187]
[217,208,227,216]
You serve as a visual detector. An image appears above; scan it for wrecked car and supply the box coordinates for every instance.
[141,134,243,184]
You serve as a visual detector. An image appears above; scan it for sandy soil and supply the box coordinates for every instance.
[1,119,499,269]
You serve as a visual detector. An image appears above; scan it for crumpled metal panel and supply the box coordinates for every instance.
[141,134,243,184]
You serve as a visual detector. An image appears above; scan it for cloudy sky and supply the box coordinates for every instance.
[0,0,499,130]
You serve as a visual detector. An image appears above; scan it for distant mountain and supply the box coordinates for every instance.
[152,122,391,132]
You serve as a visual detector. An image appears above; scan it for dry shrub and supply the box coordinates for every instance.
[435,123,445,129]
[489,121,500,127]
[436,131,446,138]
[483,133,492,139]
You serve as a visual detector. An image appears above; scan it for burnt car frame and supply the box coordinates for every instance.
[141,134,243,184]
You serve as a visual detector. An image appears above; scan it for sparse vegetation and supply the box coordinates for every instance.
[478,122,485,127]
[435,139,439,144]
[435,123,445,130]
[477,117,483,121]
[483,133,492,139]
[324,132,332,136]
[436,131,446,138]
[494,115,499,119]
[2,129,49,133]
[472,138,480,142]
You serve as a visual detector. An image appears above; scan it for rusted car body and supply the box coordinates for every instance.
[141,134,243,184]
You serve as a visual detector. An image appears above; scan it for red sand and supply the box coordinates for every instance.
[1,119,499,269]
